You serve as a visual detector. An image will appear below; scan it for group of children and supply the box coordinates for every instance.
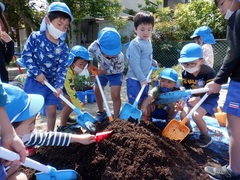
[1,0,240,179]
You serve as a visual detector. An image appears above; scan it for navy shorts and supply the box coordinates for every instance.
[223,80,240,117]
[187,93,219,116]
[95,73,123,87]
[151,108,168,120]
[126,78,150,104]
[24,77,60,105]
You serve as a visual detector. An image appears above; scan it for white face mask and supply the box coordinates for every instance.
[184,66,200,74]
[73,65,83,74]
[79,64,89,77]
[225,0,235,20]
[47,22,65,39]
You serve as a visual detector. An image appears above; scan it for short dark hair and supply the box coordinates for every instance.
[134,11,154,29]
[214,0,218,6]
[48,11,71,22]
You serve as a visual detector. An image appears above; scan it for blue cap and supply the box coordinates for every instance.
[160,68,178,83]
[178,43,203,63]
[97,27,122,56]
[16,58,26,67]
[190,26,216,44]
[3,83,44,123]
[0,2,5,12]
[68,45,92,66]
[48,2,74,22]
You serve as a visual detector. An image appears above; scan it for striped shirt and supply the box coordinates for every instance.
[24,131,71,147]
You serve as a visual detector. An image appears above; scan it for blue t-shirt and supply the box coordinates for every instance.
[22,31,69,89]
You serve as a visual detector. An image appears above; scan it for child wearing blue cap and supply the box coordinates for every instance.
[191,26,216,68]
[1,83,95,178]
[21,2,74,131]
[0,81,27,180]
[126,11,156,110]
[178,43,219,148]
[141,68,182,127]
[88,27,125,122]
[204,1,240,179]
[57,45,92,133]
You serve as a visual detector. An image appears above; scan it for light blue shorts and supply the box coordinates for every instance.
[223,80,240,117]
[95,73,123,87]
[24,77,60,105]
[126,78,150,104]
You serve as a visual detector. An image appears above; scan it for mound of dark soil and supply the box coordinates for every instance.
[20,119,228,180]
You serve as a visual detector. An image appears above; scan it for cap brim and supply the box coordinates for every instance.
[190,34,198,39]
[100,45,122,56]
[178,57,199,63]
[14,94,44,122]
[161,75,177,82]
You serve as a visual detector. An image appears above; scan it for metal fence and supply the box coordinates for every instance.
[152,39,228,72]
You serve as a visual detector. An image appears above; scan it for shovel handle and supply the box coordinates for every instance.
[89,66,114,122]
[188,84,229,94]
[44,81,81,115]
[0,147,50,173]
[181,93,209,125]
[133,69,153,107]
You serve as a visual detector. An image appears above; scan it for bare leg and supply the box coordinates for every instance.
[60,96,73,126]
[94,84,104,112]
[227,114,240,173]
[46,104,57,131]
[110,85,121,119]
[192,107,207,134]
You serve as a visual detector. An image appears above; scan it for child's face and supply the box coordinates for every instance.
[48,17,70,32]
[193,37,203,46]
[159,78,176,89]
[73,59,88,69]
[180,59,204,74]
[216,0,237,16]
[15,116,36,138]
[134,23,153,40]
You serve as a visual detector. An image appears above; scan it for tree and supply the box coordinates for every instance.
[4,0,123,47]
[153,0,227,42]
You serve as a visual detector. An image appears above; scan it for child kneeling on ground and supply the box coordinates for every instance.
[141,68,182,128]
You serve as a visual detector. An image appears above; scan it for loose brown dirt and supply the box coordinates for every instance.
[19,119,228,180]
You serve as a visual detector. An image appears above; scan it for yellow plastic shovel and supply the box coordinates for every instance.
[162,93,209,142]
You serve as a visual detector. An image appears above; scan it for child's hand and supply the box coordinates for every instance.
[54,88,63,98]
[175,99,185,111]
[71,133,96,145]
[36,73,47,85]
[141,80,148,87]
[98,69,107,75]
[187,96,200,107]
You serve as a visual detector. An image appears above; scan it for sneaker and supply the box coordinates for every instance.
[57,126,73,133]
[195,134,212,148]
[25,146,36,157]
[95,111,108,123]
[205,165,240,179]
[66,117,77,125]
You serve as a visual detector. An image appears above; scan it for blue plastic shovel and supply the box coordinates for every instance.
[0,146,78,180]
[120,64,158,122]
[156,84,229,104]
[44,81,97,133]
